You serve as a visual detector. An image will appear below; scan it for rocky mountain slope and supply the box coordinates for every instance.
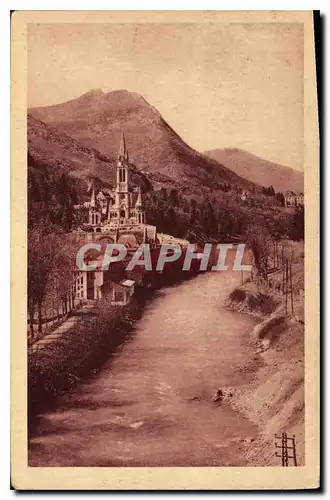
[28,113,152,195]
[205,148,304,193]
[29,89,256,193]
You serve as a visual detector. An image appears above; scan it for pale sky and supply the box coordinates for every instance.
[28,22,304,171]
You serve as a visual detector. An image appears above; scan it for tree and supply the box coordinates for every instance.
[275,192,285,207]
[28,222,59,336]
[28,221,78,338]
[61,204,73,231]
[290,207,304,241]
[169,188,179,207]
[244,222,271,278]
[201,201,218,237]
[160,188,168,201]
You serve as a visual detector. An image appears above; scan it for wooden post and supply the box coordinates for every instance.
[283,433,288,466]
[292,435,297,466]
[290,263,294,315]
[44,307,47,332]
[285,259,288,314]
[52,299,55,326]
[275,432,297,466]
[56,284,60,322]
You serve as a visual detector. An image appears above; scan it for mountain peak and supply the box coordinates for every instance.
[84,88,104,96]
[28,91,258,192]
[78,88,106,101]
[205,148,303,192]
[105,89,151,107]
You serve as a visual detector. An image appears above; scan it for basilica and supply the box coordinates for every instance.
[78,133,146,232]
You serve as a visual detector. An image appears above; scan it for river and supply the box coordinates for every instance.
[29,270,260,467]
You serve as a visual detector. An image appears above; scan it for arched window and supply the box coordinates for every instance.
[119,169,126,183]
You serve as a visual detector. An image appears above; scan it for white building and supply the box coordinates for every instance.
[74,256,106,301]
[284,190,304,207]
[111,279,135,306]
[86,133,146,232]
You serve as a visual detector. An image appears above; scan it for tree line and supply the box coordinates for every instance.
[144,187,304,243]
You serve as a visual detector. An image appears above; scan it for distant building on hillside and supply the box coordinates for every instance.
[284,190,304,207]
[241,190,249,202]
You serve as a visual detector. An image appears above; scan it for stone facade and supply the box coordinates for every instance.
[284,190,304,207]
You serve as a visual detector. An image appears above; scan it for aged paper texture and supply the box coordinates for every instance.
[11,10,319,490]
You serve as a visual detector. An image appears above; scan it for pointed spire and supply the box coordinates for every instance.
[135,185,143,208]
[118,132,127,160]
[90,183,96,208]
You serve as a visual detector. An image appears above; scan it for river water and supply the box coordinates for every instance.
[29,270,259,467]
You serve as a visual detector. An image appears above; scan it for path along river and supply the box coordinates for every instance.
[29,270,260,467]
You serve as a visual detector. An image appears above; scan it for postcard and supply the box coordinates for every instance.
[11,10,319,490]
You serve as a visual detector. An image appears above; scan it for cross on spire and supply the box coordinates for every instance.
[118,132,129,161]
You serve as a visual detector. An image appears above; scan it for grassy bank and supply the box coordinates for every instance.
[225,243,305,465]
[28,264,200,425]
[28,296,142,423]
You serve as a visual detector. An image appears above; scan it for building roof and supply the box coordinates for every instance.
[120,279,135,287]
[117,232,144,248]
[96,191,107,200]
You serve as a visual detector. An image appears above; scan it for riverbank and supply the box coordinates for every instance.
[28,296,142,422]
[225,253,305,465]
[28,264,199,424]
[29,271,261,467]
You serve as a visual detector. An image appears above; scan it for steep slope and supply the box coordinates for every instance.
[205,148,304,193]
[29,90,256,192]
[28,113,151,194]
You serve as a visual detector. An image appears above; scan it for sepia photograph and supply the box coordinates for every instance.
[11,10,319,490]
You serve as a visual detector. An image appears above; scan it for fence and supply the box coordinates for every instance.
[248,240,296,315]
[28,291,82,346]
[275,432,298,466]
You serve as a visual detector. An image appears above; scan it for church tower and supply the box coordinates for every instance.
[106,132,147,227]
[135,185,145,224]
[88,183,101,226]
[114,133,130,220]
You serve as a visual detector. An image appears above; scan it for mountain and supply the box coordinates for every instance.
[29,90,256,193]
[28,113,151,195]
[205,148,304,193]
